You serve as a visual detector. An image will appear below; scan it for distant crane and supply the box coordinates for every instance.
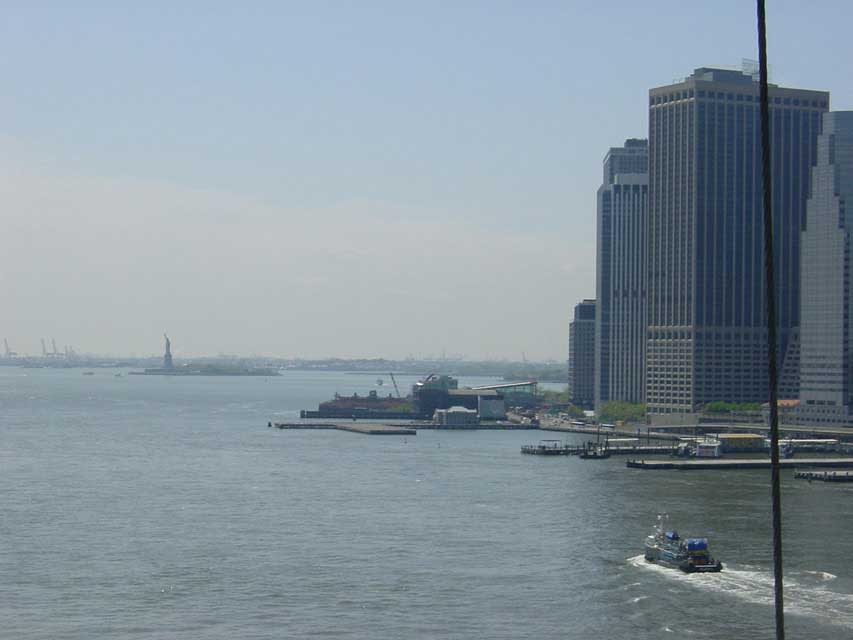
[41,338,48,357]
[52,338,59,356]
[389,372,402,398]
[3,338,16,358]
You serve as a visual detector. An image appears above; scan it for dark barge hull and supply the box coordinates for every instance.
[644,545,723,573]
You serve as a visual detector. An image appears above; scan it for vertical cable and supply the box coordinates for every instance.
[756,2,785,639]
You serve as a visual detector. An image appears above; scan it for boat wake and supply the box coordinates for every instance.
[627,555,853,629]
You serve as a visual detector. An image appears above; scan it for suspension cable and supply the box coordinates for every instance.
[756,2,785,638]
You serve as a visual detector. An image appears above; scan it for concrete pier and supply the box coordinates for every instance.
[540,422,678,442]
[272,422,416,435]
[626,458,853,470]
[795,470,853,482]
[336,423,417,435]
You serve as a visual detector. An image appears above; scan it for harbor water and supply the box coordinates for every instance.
[2,368,852,639]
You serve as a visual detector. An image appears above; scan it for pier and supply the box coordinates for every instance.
[522,443,677,456]
[795,470,853,483]
[521,440,574,455]
[271,422,416,435]
[626,458,853,470]
[539,422,678,442]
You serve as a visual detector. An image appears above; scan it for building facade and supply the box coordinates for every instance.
[568,299,596,408]
[595,139,649,411]
[797,111,853,426]
[646,66,828,417]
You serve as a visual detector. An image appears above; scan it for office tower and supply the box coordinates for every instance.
[798,111,853,426]
[595,139,649,411]
[568,299,596,408]
[646,66,828,417]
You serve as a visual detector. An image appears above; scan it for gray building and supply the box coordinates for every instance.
[568,299,596,408]
[646,66,828,418]
[797,112,853,426]
[595,139,649,411]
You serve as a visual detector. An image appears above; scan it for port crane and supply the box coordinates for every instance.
[389,372,402,398]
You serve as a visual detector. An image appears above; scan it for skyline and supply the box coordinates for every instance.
[3,3,853,359]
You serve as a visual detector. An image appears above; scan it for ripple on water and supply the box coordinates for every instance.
[627,555,853,631]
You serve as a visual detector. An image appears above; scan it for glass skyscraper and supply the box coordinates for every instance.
[646,67,828,417]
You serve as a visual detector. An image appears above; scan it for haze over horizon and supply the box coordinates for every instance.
[4,2,853,360]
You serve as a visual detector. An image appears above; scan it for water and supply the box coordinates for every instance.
[2,368,852,639]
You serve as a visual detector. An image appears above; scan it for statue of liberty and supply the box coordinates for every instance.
[163,333,173,370]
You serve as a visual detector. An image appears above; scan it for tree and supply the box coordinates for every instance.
[597,401,646,423]
[703,401,762,413]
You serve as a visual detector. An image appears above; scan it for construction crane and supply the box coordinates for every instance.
[389,372,402,398]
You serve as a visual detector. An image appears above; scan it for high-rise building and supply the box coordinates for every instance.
[595,139,649,411]
[568,299,596,408]
[646,66,828,417]
[798,111,853,426]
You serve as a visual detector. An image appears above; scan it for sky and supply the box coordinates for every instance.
[3,1,853,360]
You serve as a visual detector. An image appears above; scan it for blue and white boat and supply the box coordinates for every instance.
[644,514,723,573]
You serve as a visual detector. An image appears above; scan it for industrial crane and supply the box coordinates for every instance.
[389,372,402,398]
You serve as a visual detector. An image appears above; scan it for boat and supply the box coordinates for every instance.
[579,447,610,459]
[579,438,610,459]
[644,514,723,573]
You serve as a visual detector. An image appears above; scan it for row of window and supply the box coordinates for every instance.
[650,89,826,109]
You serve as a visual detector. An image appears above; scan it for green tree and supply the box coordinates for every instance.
[597,401,646,423]
[537,387,586,417]
[703,401,762,413]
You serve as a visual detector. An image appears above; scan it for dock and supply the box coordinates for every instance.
[607,445,676,455]
[539,422,678,442]
[521,440,677,456]
[626,458,853,470]
[272,422,337,429]
[521,440,574,455]
[795,470,853,483]
[271,422,416,436]
[335,423,416,435]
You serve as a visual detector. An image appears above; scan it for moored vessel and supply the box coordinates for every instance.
[644,514,723,573]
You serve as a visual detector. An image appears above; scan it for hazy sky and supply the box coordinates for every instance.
[3,1,853,360]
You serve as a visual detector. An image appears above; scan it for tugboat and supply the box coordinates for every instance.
[644,514,723,573]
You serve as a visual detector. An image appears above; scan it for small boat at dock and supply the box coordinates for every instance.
[579,439,611,459]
